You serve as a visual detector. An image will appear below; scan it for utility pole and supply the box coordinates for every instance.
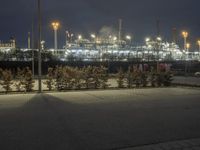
[66,31,68,49]
[156,19,161,73]
[28,32,31,49]
[54,27,58,54]
[32,23,35,77]
[118,19,122,44]
[172,28,177,44]
[197,40,200,60]
[38,0,42,93]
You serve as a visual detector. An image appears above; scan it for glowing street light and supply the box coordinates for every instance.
[182,31,188,50]
[41,40,45,50]
[52,22,59,30]
[91,34,96,43]
[113,36,117,41]
[186,43,190,50]
[186,43,190,60]
[126,35,132,45]
[145,37,150,42]
[78,35,82,40]
[126,35,131,40]
[156,37,162,41]
[91,34,96,39]
[197,40,200,50]
[51,21,60,55]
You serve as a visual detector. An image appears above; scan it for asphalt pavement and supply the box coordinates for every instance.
[0,88,200,150]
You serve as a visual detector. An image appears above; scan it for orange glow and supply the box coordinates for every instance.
[197,40,200,46]
[182,31,188,38]
[186,43,190,49]
[52,22,60,30]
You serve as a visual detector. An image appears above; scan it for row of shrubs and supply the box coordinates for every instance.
[0,67,34,93]
[117,66,173,88]
[44,66,109,91]
[0,65,173,93]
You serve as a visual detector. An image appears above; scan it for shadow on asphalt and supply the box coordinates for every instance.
[0,94,88,150]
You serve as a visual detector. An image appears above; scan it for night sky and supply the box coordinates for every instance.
[1,0,200,48]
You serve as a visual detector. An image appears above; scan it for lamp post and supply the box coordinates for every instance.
[145,37,151,62]
[77,35,82,45]
[184,43,190,76]
[182,31,188,50]
[126,35,132,45]
[37,0,42,93]
[31,23,35,77]
[78,35,82,40]
[197,40,200,60]
[28,32,31,49]
[91,34,96,39]
[91,34,96,42]
[156,36,162,72]
[113,36,117,42]
[145,37,150,43]
[52,22,59,55]
[186,43,190,60]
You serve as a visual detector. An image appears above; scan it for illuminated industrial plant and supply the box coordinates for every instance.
[1,27,200,62]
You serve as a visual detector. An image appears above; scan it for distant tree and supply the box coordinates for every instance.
[141,72,148,87]
[24,67,35,92]
[132,66,141,88]
[44,67,55,91]
[117,67,125,88]
[92,66,101,89]
[150,67,157,87]
[163,71,174,87]
[83,66,93,89]
[54,66,64,91]
[73,67,83,90]
[14,68,25,92]
[62,66,74,90]
[126,66,134,88]
[99,66,109,89]
[0,69,13,93]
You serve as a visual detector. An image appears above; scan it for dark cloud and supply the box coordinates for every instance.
[0,0,200,47]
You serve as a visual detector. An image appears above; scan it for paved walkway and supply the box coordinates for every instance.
[173,76,200,86]
[120,138,200,150]
[0,88,200,150]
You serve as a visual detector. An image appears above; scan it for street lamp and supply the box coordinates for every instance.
[126,35,132,45]
[182,31,188,50]
[52,21,60,55]
[126,35,131,40]
[91,34,96,39]
[113,36,117,41]
[41,40,45,50]
[184,42,190,76]
[78,35,82,40]
[70,33,74,43]
[156,36,162,41]
[186,43,190,60]
[91,34,96,43]
[197,40,200,60]
[37,0,42,93]
[145,37,150,43]
[186,43,190,50]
